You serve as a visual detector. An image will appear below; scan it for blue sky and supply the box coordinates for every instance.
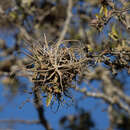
[0,82,109,130]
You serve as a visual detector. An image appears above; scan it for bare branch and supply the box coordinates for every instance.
[72,86,130,115]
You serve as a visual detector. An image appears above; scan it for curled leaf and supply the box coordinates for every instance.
[46,93,53,107]
[108,25,119,41]
[9,12,17,20]
[99,6,104,16]
[99,5,108,17]
[104,6,108,17]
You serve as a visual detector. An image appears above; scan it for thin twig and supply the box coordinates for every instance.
[55,0,73,65]
[56,0,73,49]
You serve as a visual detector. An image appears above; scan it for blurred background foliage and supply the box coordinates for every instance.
[0,0,130,130]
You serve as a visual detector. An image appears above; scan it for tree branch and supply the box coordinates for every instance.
[33,86,52,130]
[72,86,130,115]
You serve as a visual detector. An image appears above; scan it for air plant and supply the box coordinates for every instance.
[23,34,86,107]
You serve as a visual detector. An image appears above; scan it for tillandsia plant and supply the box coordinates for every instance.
[22,34,87,107]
